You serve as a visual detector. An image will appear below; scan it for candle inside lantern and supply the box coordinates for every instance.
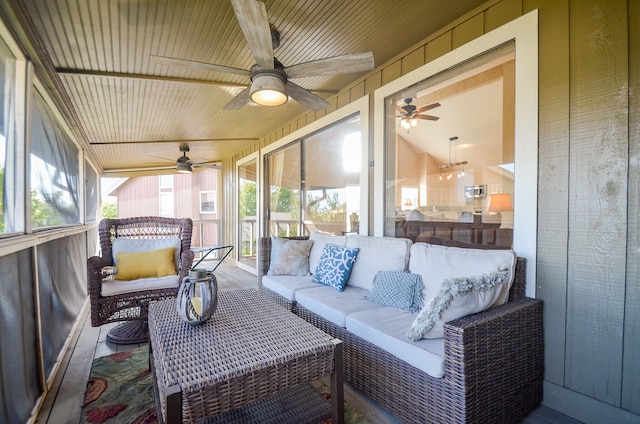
[190,296,202,319]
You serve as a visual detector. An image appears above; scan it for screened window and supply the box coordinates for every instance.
[384,45,515,248]
[30,90,80,229]
[0,36,24,234]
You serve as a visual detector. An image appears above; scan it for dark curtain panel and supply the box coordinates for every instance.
[37,233,87,378]
[0,250,39,423]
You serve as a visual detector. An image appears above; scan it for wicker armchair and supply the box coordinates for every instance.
[87,217,194,344]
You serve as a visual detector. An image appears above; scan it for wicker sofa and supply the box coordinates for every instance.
[258,234,543,424]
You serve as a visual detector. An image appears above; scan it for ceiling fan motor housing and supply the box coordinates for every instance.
[250,63,288,106]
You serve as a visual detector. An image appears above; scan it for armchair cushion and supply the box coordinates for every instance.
[101,275,180,297]
[112,237,182,269]
[115,247,177,280]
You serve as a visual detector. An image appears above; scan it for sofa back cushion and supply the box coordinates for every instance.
[345,236,412,291]
[407,243,517,339]
[409,243,517,307]
[309,232,347,273]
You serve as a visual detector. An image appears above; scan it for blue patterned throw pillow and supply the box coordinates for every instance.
[312,244,360,291]
[368,271,424,312]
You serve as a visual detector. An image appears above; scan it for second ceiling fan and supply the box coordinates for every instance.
[152,0,374,112]
[397,98,440,130]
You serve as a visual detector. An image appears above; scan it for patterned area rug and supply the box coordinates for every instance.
[82,346,369,424]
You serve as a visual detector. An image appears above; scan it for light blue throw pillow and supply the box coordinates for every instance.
[312,244,359,291]
[368,271,424,312]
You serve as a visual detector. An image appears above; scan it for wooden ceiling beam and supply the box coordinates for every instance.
[56,68,249,88]
[88,138,259,145]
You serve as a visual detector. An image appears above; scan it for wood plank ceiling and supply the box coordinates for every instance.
[3,0,488,175]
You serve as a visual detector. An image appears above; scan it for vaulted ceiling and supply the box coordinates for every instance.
[2,0,488,175]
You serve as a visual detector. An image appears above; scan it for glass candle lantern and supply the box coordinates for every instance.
[176,268,218,325]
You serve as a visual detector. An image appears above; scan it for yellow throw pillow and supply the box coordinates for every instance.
[115,247,177,280]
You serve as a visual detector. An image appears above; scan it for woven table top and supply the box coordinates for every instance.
[148,289,338,422]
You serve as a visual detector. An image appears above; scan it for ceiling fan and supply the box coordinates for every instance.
[151,0,374,112]
[397,98,441,129]
[148,144,223,174]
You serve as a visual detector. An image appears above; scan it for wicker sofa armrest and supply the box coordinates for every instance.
[442,297,543,420]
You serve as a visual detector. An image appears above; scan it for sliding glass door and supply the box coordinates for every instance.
[264,114,362,237]
[236,153,259,274]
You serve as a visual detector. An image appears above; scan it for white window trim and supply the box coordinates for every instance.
[373,11,538,296]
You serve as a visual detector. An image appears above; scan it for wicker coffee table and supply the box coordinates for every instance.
[148,290,344,424]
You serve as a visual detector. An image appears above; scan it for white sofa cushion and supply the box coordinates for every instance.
[346,307,446,378]
[345,235,412,291]
[406,267,510,340]
[295,285,385,327]
[261,275,316,301]
[101,275,180,296]
[309,232,347,273]
[409,243,517,306]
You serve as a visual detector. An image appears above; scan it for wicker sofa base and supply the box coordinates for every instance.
[295,299,543,424]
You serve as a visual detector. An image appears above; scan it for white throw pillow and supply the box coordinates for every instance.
[309,232,347,273]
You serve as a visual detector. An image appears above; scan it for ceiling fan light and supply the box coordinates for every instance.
[250,74,287,106]
[176,161,192,174]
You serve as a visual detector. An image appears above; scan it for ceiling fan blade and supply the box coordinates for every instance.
[145,153,176,162]
[417,115,439,121]
[231,0,274,69]
[286,81,330,112]
[151,55,250,76]
[396,106,407,114]
[223,86,252,110]
[285,51,374,78]
[193,163,224,170]
[415,102,441,113]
